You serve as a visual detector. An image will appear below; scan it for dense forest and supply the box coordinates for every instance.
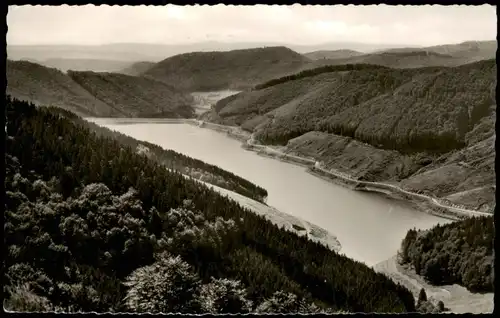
[5,97,417,313]
[214,59,495,154]
[59,110,268,202]
[264,60,494,154]
[254,64,390,90]
[399,216,494,293]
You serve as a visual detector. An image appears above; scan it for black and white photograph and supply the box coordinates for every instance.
[4,3,496,314]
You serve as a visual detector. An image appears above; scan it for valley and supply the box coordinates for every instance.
[4,31,495,314]
[92,114,493,314]
[6,97,420,313]
[92,118,451,267]
[206,59,496,214]
[193,117,492,220]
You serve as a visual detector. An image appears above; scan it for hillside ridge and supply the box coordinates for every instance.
[208,59,496,212]
[142,46,311,91]
[6,60,195,118]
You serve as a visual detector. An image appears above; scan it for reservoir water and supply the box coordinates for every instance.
[92,119,451,266]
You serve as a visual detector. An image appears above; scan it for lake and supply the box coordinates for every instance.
[91,119,451,266]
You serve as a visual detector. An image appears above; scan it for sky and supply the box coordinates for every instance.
[7,5,497,46]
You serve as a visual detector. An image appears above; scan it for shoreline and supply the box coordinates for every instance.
[88,117,342,253]
[187,173,342,253]
[87,116,489,221]
[373,255,494,314]
[194,120,491,222]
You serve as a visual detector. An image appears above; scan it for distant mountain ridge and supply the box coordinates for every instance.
[304,50,364,60]
[377,40,497,58]
[41,58,134,73]
[6,41,496,120]
[307,40,497,69]
[8,40,495,88]
[138,41,495,91]
[6,60,194,118]
[7,41,414,62]
[5,41,417,75]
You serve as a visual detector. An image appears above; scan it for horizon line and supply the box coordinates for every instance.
[8,39,496,47]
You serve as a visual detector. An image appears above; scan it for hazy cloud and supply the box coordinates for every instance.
[7,4,496,46]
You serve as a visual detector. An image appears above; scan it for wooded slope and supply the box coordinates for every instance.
[210,59,496,211]
[4,97,416,313]
[142,46,311,91]
[6,60,195,118]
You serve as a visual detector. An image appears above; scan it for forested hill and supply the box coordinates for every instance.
[6,60,195,118]
[136,45,477,92]
[208,59,496,212]
[253,64,392,90]
[214,59,495,152]
[141,46,311,91]
[399,216,494,293]
[67,71,194,118]
[58,109,268,202]
[5,97,416,313]
[6,60,114,117]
